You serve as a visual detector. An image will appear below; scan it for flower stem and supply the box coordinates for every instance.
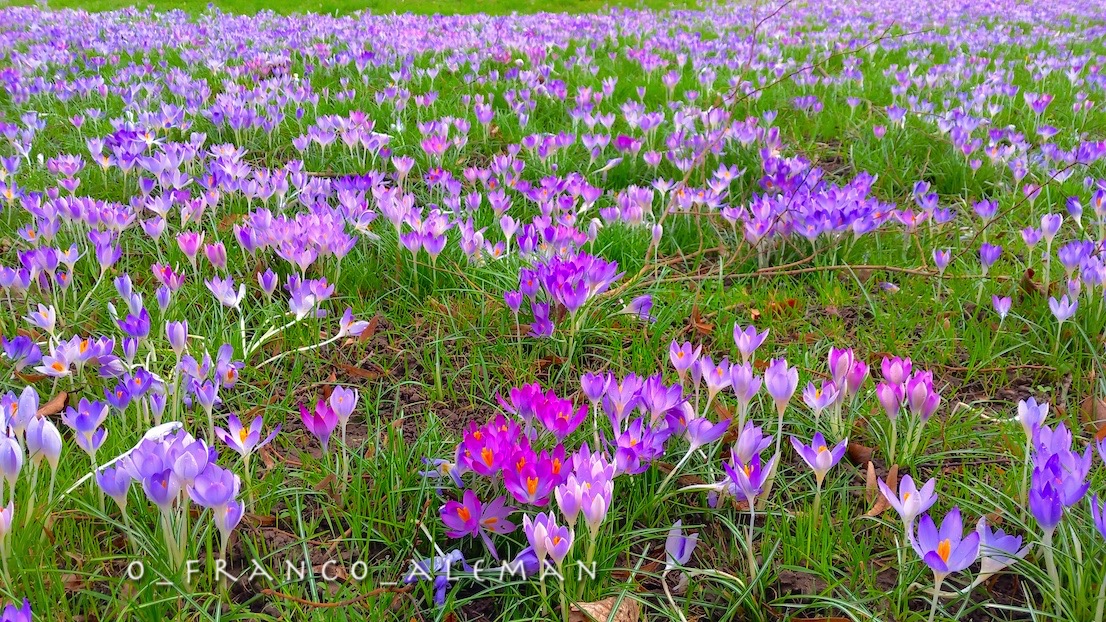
[657,447,694,496]
[1043,529,1061,600]
[928,576,944,622]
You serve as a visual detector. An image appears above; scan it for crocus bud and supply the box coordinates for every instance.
[166,321,188,358]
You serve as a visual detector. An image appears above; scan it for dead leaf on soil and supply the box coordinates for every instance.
[337,362,386,381]
[1020,268,1047,298]
[568,596,641,622]
[689,305,713,336]
[845,442,874,466]
[865,463,898,518]
[15,372,46,384]
[1078,395,1106,440]
[37,391,68,417]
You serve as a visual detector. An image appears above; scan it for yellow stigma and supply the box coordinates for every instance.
[937,539,951,562]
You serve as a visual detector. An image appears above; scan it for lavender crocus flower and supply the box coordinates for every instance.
[878,474,938,529]
[790,433,847,484]
[733,324,769,363]
[912,507,980,582]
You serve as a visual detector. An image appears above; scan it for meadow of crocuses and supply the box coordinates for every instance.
[2,0,1106,620]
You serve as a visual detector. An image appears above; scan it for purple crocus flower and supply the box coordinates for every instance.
[722,452,777,505]
[992,296,1011,321]
[62,398,110,461]
[328,385,359,432]
[911,507,980,581]
[95,465,132,513]
[523,511,573,567]
[142,469,181,512]
[979,243,1002,274]
[976,517,1028,580]
[299,400,339,452]
[665,519,698,570]
[878,474,938,529]
[1015,398,1048,440]
[668,341,701,386]
[215,414,280,460]
[790,433,847,484]
[763,358,798,416]
[684,415,729,451]
[206,276,245,310]
[441,490,516,560]
[1048,295,1077,322]
[0,600,31,622]
[1091,495,1106,542]
[801,380,838,418]
[733,323,769,363]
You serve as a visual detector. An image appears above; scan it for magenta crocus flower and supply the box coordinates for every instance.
[904,372,941,420]
[503,449,558,506]
[442,490,515,560]
[790,433,847,484]
[876,381,903,419]
[534,393,587,441]
[992,296,1012,321]
[878,474,937,529]
[299,400,339,452]
[215,413,280,459]
[733,323,769,363]
[827,348,854,387]
[881,356,912,387]
[911,507,980,582]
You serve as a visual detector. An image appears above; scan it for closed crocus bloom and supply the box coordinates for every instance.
[904,372,940,420]
[665,520,698,570]
[165,320,188,358]
[328,385,359,427]
[881,356,912,387]
[95,466,132,513]
[763,358,798,416]
[827,348,854,386]
[1015,398,1048,440]
[0,436,21,494]
[845,360,869,396]
[1040,213,1063,242]
[876,382,903,419]
[12,386,37,438]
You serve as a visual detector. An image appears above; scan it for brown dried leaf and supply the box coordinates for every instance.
[865,464,898,518]
[337,362,386,381]
[1079,395,1106,440]
[568,596,641,622]
[38,391,68,417]
[845,442,874,466]
[1020,268,1047,298]
[689,305,713,336]
[15,372,46,384]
